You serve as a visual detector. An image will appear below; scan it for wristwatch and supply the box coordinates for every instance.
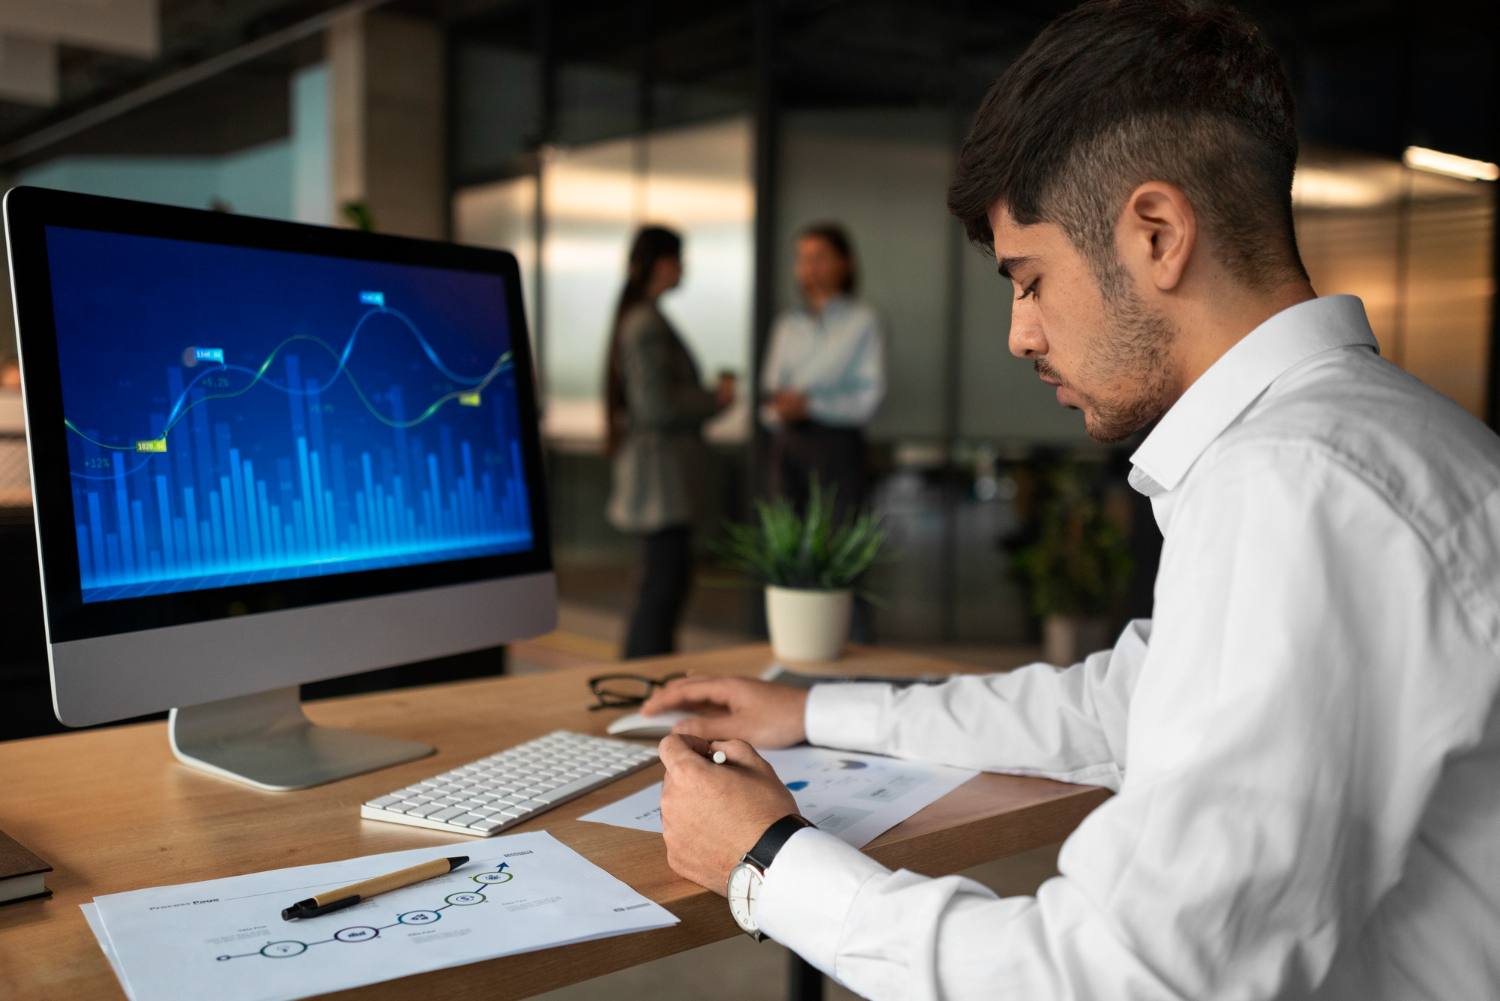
[726,814,813,941]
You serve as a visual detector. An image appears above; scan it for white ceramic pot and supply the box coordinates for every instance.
[1042,614,1114,666]
[765,585,853,662]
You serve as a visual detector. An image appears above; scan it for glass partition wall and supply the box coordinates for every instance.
[0,0,1488,724]
[445,1,1498,648]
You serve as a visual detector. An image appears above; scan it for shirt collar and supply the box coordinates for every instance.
[1128,295,1378,497]
[806,294,851,324]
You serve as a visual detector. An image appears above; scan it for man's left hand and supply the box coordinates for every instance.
[659,734,799,893]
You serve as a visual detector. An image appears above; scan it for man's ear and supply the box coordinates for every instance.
[1117,182,1196,292]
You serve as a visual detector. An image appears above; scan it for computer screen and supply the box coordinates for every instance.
[12,189,555,729]
[46,226,534,604]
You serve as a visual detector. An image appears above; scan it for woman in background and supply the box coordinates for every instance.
[605,226,734,658]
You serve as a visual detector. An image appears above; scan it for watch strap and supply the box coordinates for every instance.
[744,814,813,873]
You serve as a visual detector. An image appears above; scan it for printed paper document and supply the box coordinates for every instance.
[81,830,676,1001]
[580,745,977,848]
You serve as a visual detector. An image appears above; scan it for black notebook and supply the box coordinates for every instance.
[0,827,53,906]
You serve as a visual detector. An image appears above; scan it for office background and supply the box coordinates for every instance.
[0,0,1495,740]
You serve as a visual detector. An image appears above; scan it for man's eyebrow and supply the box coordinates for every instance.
[996,255,1035,281]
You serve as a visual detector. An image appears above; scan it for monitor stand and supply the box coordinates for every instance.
[168,686,434,792]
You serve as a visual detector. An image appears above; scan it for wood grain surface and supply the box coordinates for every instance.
[0,644,1109,1000]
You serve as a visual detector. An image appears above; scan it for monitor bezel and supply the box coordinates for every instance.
[7,185,553,645]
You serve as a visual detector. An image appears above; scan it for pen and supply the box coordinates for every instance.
[282,856,469,920]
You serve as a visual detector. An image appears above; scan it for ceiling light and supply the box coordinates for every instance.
[1291,167,1390,209]
[1402,146,1500,182]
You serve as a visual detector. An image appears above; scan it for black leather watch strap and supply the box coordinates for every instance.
[744,814,813,872]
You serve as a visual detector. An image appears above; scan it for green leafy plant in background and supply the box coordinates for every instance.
[342,201,375,232]
[1011,461,1133,618]
[714,481,886,596]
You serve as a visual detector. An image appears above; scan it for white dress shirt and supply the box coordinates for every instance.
[757,295,1500,1000]
[760,295,885,428]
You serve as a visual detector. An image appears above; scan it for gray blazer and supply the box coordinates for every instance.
[606,303,718,534]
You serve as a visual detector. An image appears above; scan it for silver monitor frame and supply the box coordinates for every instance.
[9,187,557,789]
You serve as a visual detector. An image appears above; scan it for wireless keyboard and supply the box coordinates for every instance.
[360,730,660,836]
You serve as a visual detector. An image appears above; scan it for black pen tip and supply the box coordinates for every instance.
[447,856,470,870]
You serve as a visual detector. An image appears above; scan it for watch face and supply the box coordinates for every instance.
[727,864,761,933]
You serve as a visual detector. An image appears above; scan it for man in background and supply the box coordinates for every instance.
[760,223,885,525]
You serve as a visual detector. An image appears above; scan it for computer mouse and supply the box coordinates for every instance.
[606,710,699,739]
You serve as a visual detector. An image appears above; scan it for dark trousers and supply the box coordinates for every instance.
[768,422,867,522]
[767,422,874,643]
[623,524,694,659]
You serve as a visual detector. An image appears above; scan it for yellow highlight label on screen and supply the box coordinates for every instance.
[459,392,481,407]
[135,439,167,453]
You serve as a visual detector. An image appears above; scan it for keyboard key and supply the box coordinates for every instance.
[533,775,609,804]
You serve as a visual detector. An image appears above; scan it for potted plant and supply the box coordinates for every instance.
[715,483,885,662]
[1009,461,1133,665]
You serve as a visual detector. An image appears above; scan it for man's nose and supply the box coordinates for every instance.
[1009,308,1046,359]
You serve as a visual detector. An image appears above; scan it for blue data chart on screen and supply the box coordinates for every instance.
[46,226,534,603]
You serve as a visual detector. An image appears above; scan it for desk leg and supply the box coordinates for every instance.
[789,953,824,1001]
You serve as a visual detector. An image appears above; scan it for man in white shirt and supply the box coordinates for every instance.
[641,1,1500,998]
[761,223,885,525]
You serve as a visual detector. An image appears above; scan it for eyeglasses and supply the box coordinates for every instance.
[587,672,686,711]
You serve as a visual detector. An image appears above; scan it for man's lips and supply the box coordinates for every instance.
[1033,359,1063,388]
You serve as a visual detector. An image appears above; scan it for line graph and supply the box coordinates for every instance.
[64,305,514,454]
[47,223,535,603]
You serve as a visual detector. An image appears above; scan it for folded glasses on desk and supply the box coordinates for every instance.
[587,672,686,710]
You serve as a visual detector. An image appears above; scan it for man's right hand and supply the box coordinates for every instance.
[640,675,809,748]
[771,389,809,423]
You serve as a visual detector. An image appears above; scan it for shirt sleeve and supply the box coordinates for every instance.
[803,310,885,427]
[760,441,1489,1001]
[759,316,790,430]
[805,618,1148,790]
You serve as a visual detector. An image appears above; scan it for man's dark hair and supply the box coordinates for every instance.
[798,222,858,293]
[948,0,1306,292]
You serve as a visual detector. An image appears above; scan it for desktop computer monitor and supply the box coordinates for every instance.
[6,186,556,790]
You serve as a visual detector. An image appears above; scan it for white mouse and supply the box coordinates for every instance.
[606,710,698,739]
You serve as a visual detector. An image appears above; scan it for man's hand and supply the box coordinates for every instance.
[640,675,809,748]
[772,389,809,423]
[659,734,799,893]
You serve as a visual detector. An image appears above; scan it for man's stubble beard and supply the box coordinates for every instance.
[1038,284,1179,445]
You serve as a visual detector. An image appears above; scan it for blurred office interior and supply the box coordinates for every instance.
[0,0,1496,740]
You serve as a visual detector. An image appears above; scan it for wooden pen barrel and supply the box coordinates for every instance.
[313,857,453,906]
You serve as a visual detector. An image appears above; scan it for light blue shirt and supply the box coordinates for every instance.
[760,296,885,429]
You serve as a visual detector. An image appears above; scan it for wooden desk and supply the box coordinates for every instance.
[0,645,1109,1000]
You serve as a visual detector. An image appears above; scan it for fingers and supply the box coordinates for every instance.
[641,675,733,715]
[657,733,713,773]
[673,714,752,742]
[708,739,777,778]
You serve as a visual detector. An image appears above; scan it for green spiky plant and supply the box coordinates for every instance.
[714,481,885,597]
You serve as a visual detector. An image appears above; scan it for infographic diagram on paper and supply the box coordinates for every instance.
[83,831,676,1001]
[215,861,517,962]
[580,745,977,849]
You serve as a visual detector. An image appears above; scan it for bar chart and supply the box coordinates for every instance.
[48,225,535,603]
